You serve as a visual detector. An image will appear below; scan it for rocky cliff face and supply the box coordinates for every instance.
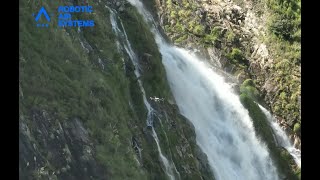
[19,0,214,179]
[19,110,109,179]
[149,0,300,150]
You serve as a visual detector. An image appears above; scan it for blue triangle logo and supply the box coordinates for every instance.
[35,7,50,22]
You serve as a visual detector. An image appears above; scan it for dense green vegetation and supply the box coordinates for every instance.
[264,0,301,125]
[293,122,301,135]
[162,0,249,77]
[267,0,301,42]
[240,79,260,102]
[19,1,155,179]
[226,48,247,65]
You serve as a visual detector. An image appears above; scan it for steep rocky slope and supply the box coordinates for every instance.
[19,0,300,179]
[19,0,213,179]
[148,0,301,150]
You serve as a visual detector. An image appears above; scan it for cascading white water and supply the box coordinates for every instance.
[127,0,280,179]
[152,128,177,180]
[108,7,178,180]
[159,46,279,180]
[258,104,301,168]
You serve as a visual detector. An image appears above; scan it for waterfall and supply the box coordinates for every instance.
[127,0,281,179]
[258,104,301,168]
[108,7,179,180]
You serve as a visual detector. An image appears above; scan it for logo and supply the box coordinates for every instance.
[33,7,50,28]
[57,6,94,27]
[33,5,95,28]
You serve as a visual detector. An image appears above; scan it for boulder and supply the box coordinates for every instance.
[293,135,301,149]
[262,79,278,94]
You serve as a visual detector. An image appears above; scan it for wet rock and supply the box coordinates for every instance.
[249,61,261,75]
[182,164,192,174]
[263,79,278,94]
[176,146,183,158]
[293,136,301,149]
[170,19,176,25]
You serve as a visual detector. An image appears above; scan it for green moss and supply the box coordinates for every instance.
[225,30,236,43]
[152,104,214,180]
[242,79,255,87]
[240,79,260,102]
[279,92,287,100]
[239,94,274,146]
[175,22,186,32]
[294,168,301,180]
[166,0,173,9]
[203,27,222,45]
[293,123,300,133]
[193,25,205,35]
[175,34,188,44]
[178,9,191,18]
[170,10,177,18]
[119,4,172,100]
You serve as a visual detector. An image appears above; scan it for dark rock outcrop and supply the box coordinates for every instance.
[19,109,109,180]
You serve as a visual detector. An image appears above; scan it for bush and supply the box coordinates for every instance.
[226,48,246,64]
[279,91,287,100]
[242,79,255,87]
[193,25,205,35]
[267,0,301,42]
[226,30,236,43]
[175,34,188,43]
[293,123,301,133]
[269,14,295,41]
[170,10,177,18]
[240,79,260,102]
[203,27,221,44]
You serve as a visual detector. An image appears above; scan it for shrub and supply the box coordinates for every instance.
[239,79,263,108]
[269,14,295,41]
[293,123,301,133]
[267,0,301,42]
[242,79,255,87]
[226,30,236,43]
[203,27,221,44]
[279,91,287,100]
[170,10,177,18]
[193,25,205,35]
[226,48,246,64]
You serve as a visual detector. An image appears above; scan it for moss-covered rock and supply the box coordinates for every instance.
[240,79,261,103]
[240,93,298,180]
[293,123,301,134]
